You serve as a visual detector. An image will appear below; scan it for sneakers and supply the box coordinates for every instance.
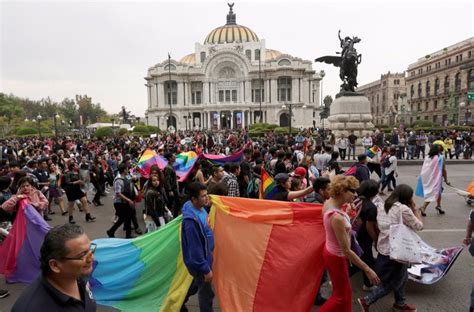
[393,303,417,312]
[357,297,370,312]
[0,289,9,299]
[362,285,377,292]
[106,229,115,238]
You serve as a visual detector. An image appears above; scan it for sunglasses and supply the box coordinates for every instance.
[61,243,97,261]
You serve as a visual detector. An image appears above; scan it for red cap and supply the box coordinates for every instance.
[294,167,307,177]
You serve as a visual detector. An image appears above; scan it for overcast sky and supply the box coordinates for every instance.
[1,0,473,116]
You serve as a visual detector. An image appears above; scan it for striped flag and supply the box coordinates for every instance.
[259,167,277,200]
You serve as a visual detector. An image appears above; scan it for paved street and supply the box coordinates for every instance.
[1,163,473,312]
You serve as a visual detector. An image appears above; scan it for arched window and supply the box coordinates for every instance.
[200,52,206,63]
[279,113,289,127]
[444,75,450,94]
[468,69,474,90]
[277,77,292,102]
[455,73,461,92]
[165,81,177,105]
[245,50,252,60]
[417,82,422,97]
[410,85,415,98]
[166,116,177,129]
[426,80,431,97]
[164,64,176,71]
[434,78,440,96]
[278,59,291,66]
[254,49,260,61]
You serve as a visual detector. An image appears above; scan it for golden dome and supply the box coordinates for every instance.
[204,25,259,45]
[204,4,259,45]
[265,49,282,60]
[180,53,195,65]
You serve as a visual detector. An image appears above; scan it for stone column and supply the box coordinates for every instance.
[240,81,244,104]
[230,111,234,129]
[245,80,252,103]
[217,111,221,129]
[177,82,184,107]
[158,83,165,107]
[242,111,246,128]
[154,83,159,107]
[292,78,298,103]
[203,81,209,104]
[271,79,278,103]
[146,85,151,109]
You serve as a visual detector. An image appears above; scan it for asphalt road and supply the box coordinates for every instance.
[1,163,473,312]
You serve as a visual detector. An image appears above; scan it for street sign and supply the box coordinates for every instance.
[467,92,474,101]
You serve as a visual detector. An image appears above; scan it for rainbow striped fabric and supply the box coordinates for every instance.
[366,145,381,158]
[136,149,198,182]
[91,196,326,312]
[0,201,50,283]
[259,167,277,199]
[202,149,245,166]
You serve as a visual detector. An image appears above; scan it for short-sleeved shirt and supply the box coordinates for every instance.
[273,185,289,201]
[114,176,126,204]
[12,275,96,312]
[357,198,378,247]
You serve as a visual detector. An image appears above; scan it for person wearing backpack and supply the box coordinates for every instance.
[106,163,136,238]
[380,148,398,195]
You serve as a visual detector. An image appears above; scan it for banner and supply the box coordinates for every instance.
[408,241,463,285]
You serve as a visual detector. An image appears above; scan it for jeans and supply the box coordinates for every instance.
[339,148,346,160]
[108,202,132,237]
[417,145,426,159]
[183,274,215,312]
[407,145,416,159]
[365,254,408,306]
[397,147,405,159]
[381,171,396,191]
[348,144,356,160]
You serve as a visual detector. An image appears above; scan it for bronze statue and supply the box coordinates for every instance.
[315,30,362,93]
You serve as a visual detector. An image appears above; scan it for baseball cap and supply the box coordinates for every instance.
[293,167,307,177]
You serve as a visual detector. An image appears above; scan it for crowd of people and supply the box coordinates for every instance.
[0,125,473,311]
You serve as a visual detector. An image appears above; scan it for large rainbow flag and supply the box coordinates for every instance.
[366,145,380,158]
[90,196,326,311]
[136,149,198,182]
[259,167,277,200]
[0,201,50,283]
[201,149,245,166]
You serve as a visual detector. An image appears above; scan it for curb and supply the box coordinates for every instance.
[339,160,474,166]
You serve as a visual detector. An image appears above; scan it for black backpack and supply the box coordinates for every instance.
[383,156,392,168]
[115,177,137,201]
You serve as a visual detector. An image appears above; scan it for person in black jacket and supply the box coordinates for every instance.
[163,152,180,216]
[354,154,371,183]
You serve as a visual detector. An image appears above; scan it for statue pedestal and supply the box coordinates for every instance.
[327,95,374,138]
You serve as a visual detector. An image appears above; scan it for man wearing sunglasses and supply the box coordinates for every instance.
[12,224,96,312]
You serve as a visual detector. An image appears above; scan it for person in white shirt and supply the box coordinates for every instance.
[362,133,373,151]
[380,147,397,193]
[336,134,349,160]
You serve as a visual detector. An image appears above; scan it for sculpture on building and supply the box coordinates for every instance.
[315,30,362,93]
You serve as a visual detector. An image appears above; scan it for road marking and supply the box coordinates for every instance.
[422,229,465,233]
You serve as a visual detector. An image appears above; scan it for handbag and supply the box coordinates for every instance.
[389,209,422,264]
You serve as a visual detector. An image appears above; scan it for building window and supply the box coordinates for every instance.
[424,116,429,120]
[232,90,237,102]
[165,81,177,105]
[382,93,386,102]
[434,78,440,95]
[219,90,224,102]
[376,94,379,103]
[426,80,431,97]
[410,85,415,98]
[418,82,422,97]
[417,103,421,111]
[191,82,203,104]
[455,73,461,92]
[468,69,474,90]
[200,52,206,63]
[251,79,265,102]
[469,51,472,59]
[225,90,231,102]
[254,49,260,61]
[425,102,429,111]
[383,81,387,87]
[434,100,438,110]
[277,76,292,102]
[245,49,251,60]
[433,115,437,123]
[444,76,450,94]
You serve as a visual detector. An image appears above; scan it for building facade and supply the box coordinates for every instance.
[405,37,474,126]
[144,5,322,130]
[357,72,406,126]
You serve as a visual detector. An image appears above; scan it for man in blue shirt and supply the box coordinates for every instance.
[181,182,214,312]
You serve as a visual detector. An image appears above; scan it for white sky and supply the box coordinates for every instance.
[1,0,473,116]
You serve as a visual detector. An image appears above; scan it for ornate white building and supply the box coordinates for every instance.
[145,5,323,130]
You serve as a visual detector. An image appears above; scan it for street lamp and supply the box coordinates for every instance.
[69,120,72,133]
[258,53,263,123]
[145,113,149,126]
[188,113,192,130]
[167,53,173,129]
[61,120,65,136]
[319,70,325,107]
[53,113,59,138]
[458,102,466,126]
[37,114,42,138]
[184,114,189,131]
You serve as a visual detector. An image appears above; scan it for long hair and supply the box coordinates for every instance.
[428,144,441,158]
[384,184,413,213]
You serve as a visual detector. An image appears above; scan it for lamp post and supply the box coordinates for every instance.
[37,114,42,138]
[258,54,262,123]
[188,113,192,130]
[53,113,59,138]
[458,102,466,126]
[168,53,173,129]
[145,113,149,126]
[61,120,65,137]
[184,114,188,131]
[69,120,72,133]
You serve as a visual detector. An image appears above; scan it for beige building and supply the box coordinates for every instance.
[357,72,406,126]
[405,37,474,126]
[144,5,323,131]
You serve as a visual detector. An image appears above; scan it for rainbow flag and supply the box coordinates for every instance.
[0,201,51,283]
[90,217,192,311]
[366,145,380,158]
[202,142,251,166]
[136,149,198,182]
[91,196,325,312]
[259,167,277,200]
